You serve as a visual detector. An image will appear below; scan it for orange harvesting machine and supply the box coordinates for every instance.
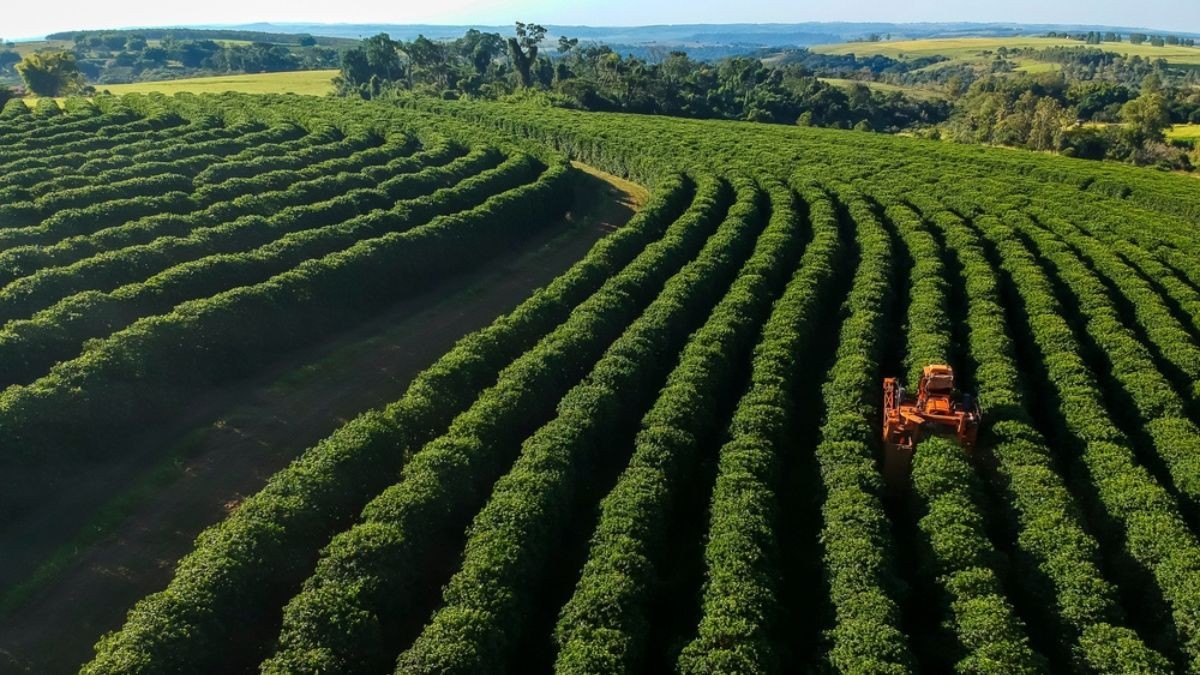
[881,364,981,489]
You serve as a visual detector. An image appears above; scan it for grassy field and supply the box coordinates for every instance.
[7,39,74,56]
[97,70,337,96]
[1169,124,1200,141]
[819,77,947,100]
[814,36,1200,67]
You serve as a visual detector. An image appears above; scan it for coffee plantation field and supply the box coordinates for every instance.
[4,90,1200,674]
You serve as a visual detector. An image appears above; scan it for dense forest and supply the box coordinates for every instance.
[333,26,949,132]
[0,30,343,87]
[326,25,1200,169]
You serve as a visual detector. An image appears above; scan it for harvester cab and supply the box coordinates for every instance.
[881,364,981,491]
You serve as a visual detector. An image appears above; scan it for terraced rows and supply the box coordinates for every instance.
[7,94,1200,674]
[0,100,576,527]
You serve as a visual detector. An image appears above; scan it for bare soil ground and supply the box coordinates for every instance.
[0,165,641,675]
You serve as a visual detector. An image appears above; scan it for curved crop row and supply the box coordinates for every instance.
[393,177,768,675]
[190,130,401,185]
[0,148,528,388]
[261,176,733,675]
[921,201,1171,673]
[909,437,1045,673]
[0,119,241,191]
[0,113,190,168]
[0,138,458,285]
[1011,215,1200,524]
[188,133,387,203]
[0,118,298,181]
[886,196,1044,673]
[0,126,352,230]
[0,144,494,328]
[0,126,316,245]
[4,128,374,210]
[8,125,352,202]
[0,108,141,151]
[0,160,574,475]
[812,188,915,674]
[670,181,842,674]
[0,98,33,120]
[973,211,1200,672]
[83,173,697,675]
[1027,209,1200,406]
[0,107,142,151]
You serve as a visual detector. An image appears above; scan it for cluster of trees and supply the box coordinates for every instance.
[1006,47,1195,89]
[46,28,332,45]
[62,31,339,84]
[941,72,1200,167]
[1,30,343,93]
[335,26,950,131]
[1046,30,1197,47]
[12,51,89,96]
[767,49,947,78]
[0,47,19,78]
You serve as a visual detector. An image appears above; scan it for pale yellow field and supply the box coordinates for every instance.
[815,36,1200,67]
[818,77,947,101]
[1168,124,1200,141]
[97,70,337,96]
[8,40,74,56]
[1015,62,1061,74]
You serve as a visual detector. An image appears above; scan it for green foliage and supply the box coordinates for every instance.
[17,51,87,96]
[971,210,1200,672]
[85,170,695,675]
[812,188,915,673]
[261,176,731,675]
[910,200,1170,672]
[335,28,946,132]
[0,96,30,118]
[396,177,766,674]
[5,89,1200,675]
[1121,90,1173,141]
[674,181,844,673]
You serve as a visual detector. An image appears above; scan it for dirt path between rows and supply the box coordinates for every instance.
[0,163,643,675]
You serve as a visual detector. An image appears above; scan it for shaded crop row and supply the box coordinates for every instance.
[261,176,733,675]
[393,177,767,674]
[82,173,698,675]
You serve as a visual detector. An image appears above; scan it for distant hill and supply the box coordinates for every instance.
[214,21,1200,46]
[44,27,357,48]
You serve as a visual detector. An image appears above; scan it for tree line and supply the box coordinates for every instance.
[1046,30,1198,47]
[335,24,950,132]
[0,30,340,94]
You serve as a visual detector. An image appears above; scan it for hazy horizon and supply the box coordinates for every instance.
[6,0,1199,41]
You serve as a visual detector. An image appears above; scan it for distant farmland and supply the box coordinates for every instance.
[98,70,338,96]
[813,35,1200,66]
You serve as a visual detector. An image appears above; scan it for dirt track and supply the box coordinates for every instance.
[0,165,641,675]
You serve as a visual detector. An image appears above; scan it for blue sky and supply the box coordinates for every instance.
[5,0,1198,40]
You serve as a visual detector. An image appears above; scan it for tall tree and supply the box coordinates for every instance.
[16,51,86,96]
[363,33,402,81]
[1122,90,1172,141]
[507,22,545,88]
